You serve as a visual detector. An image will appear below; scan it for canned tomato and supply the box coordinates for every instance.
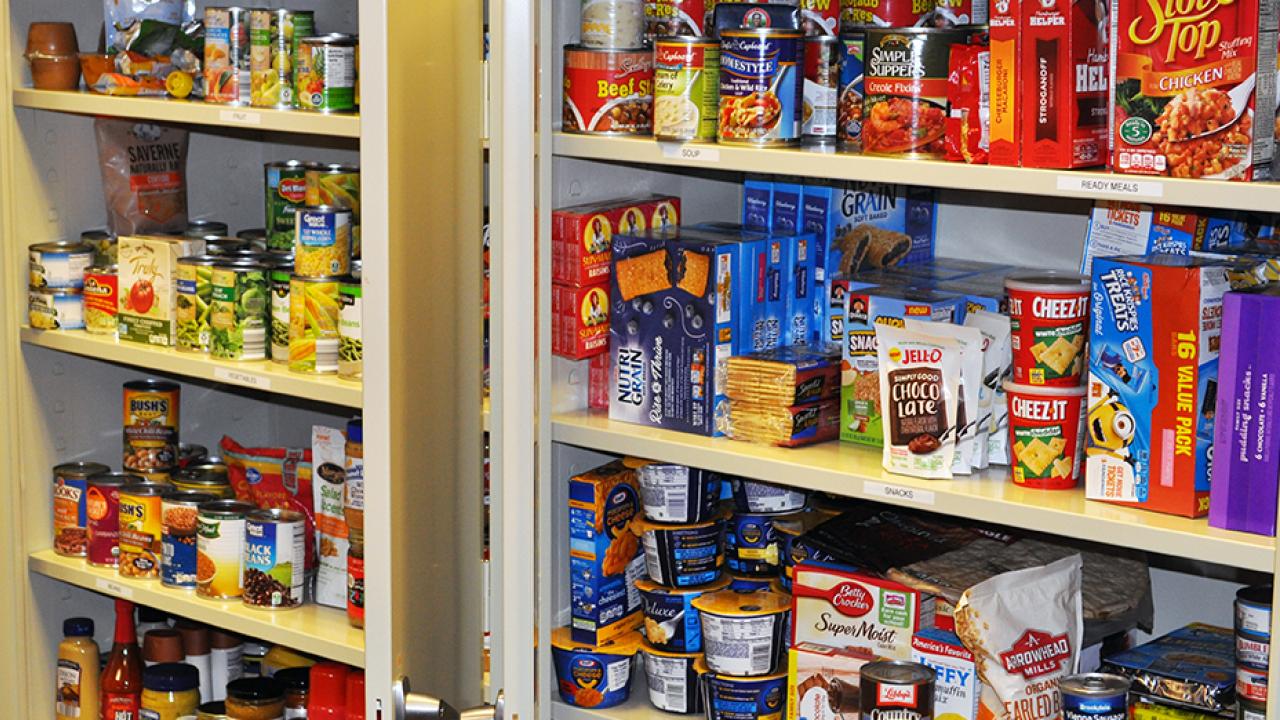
[289,275,341,374]
[582,0,645,47]
[87,472,143,567]
[295,206,353,277]
[803,35,841,145]
[1004,272,1090,386]
[249,9,314,108]
[296,34,357,113]
[82,230,117,266]
[718,29,803,146]
[654,38,720,142]
[801,0,842,35]
[53,462,111,557]
[269,265,292,363]
[265,161,311,252]
[305,164,361,258]
[28,286,83,330]
[646,0,708,40]
[197,500,256,599]
[243,508,308,609]
[1059,673,1129,720]
[837,32,865,149]
[205,6,251,105]
[860,661,935,720]
[563,46,654,135]
[862,28,959,158]
[123,380,180,474]
[843,0,929,29]
[176,256,217,353]
[30,240,94,289]
[83,265,119,336]
[210,261,269,361]
[338,272,363,380]
[119,482,172,579]
[162,490,217,589]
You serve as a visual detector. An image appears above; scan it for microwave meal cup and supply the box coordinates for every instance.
[551,626,641,709]
[692,588,791,677]
[725,512,785,578]
[699,657,788,720]
[638,463,723,523]
[730,477,808,514]
[641,641,707,714]
[636,575,730,653]
[634,513,727,587]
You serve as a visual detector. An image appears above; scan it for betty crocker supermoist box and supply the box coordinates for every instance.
[1019,0,1108,168]
[1110,0,1279,179]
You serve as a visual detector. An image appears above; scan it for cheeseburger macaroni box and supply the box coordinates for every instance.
[988,0,1020,166]
[569,460,646,645]
[118,235,206,347]
[911,628,980,720]
[792,562,936,661]
[1086,255,1233,517]
[552,196,681,287]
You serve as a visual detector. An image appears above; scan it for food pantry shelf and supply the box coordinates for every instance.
[553,696,661,720]
[29,549,365,667]
[20,327,362,409]
[13,89,361,138]
[552,133,1280,214]
[552,410,1276,573]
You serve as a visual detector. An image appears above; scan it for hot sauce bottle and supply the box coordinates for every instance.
[101,599,143,720]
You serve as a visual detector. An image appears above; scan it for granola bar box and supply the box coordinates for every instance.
[1085,254,1233,517]
[569,460,646,645]
[1110,0,1279,179]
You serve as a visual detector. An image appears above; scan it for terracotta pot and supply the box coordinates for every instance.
[79,52,115,90]
[26,22,79,57]
[29,55,81,90]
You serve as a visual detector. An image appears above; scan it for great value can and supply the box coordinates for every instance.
[243,508,308,609]
[197,500,256,599]
[176,255,218,353]
[162,490,217,589]
[1059,673,1129,720]
[837,32,864,149]
[1005,272,1090,386]
[30,240,93,289]
[654,37,720,142]
[210,261,270,361]
[305,164,361,259]
[204,6,251,105]
[118,482,172,580]
[265,161,311,252]
[295,206,353,277]
[862,28,962,158]
[289,275,341,374]
[859,661,935,720]
[123,380,180,475]
[86,472,142,567]
[338,272,363,380]
[295,34,358,113]
[83,265,119,336]
[803,35,841,145]
[53,462,111,557]
[718,28,803,145]
[563,46,655,135]
[28,287,83,330]
[249,9,314,109]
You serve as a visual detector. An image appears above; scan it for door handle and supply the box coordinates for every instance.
[393,677,504,720]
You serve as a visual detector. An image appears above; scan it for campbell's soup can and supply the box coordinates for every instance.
[1005,272,1090,386]
[53,462,111,557]
[837,32,865,149]
[859,661,935,719]
[86,472,143,567]
[563,46,654,135]
[803,35,841,145]
[718,28,804,146]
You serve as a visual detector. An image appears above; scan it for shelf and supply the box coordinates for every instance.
[21,327,362,409]
[553,695,663,720]
[552,410,1276,573]
[13,89,360,138]
[553,133,1280,213]
[30,549,365,666]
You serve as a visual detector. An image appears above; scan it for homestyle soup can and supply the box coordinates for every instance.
[718,28,803,146]
[653,37,720,142]
[243,508,308,609]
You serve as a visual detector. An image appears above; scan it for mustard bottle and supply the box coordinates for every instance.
[56,617,100,720]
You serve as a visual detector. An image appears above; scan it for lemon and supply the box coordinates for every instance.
[166,71,194,99]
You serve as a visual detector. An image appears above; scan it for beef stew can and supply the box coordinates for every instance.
[563,46,655,135]
[654,37,721,141]
[803,35,842,145]
[931,0,990,26]
[837,32,865,149]
[863,28,964,158]
[718,28,804,145]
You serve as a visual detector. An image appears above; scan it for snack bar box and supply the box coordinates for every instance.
[568,460,646,645]
[1086,254,1233,518]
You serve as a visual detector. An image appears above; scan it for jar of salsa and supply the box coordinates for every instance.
[141,662,201,720]
[226,677,285,720]
[275,666,310,718]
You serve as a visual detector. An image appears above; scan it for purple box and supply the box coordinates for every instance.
[1210,287,1280,536]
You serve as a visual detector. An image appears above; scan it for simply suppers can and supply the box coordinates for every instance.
[123,380,180,475]
[204,6,251,105]
[53,462,111,557]
[653,37,720,142]
[718,28,803,146]
[30,240,94,289]
[563,45,654,135]
[197,500,257,599]
[162,490,217,589]
[28,286,84,331]
[802,35,841,145]
[1059,673,1129,720]
[295,34,358,113]
[860,661,935,720]
[243,508,308,609]
[862,28,964,158]
[86,472,143,567]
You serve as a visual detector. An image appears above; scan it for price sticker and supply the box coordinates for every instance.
[863,481,935,507]
[95,577,133,599]
[219,109,262,126]
[1056,175,1163,198]
[660,143,719,163]
[214,367,272,390]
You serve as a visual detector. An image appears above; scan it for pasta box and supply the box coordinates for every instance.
[118,235,206,347]
[792,562,936,661]
[553,196,682,287]
[1086,254,1234,517]
[988,0,1021,166]
[1018,0,1107,168]
[569,460,646,645]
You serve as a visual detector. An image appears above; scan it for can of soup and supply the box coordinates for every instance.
[53,462,111,557]
[295,206,353,277]
[197,500,257,599]
[843,0,929,29]
[646,0,708,41]
[338,272,363,380]
[563,46,654,135]
[205,6,251,105]
[243,508,308,609]
[289,275,342,374]
[162,490,217,589]
[176,256,218,353]
[862,28,962,158]
[30,240,94,289]
[28,286,84,331]
[718,29,803,146]
[837,32,865,150]
[118,482,172,580]
[83,265,119,336]
[123,380,180,475]
[249,9,314,108]
[803,35,841,146]
[295,34,358,113]
[801,0,842,35]
[86,472,143,567]
[654,37,720,142]
[581,0,645,48]
[210,261,270,361]
[1236,585,1273,639]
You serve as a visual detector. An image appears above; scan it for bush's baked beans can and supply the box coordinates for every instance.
[243,509,308,610]
[801,0,842,35]
[582,0,646,47]
[204,6,251,105]
[862,28,962,158]
[563,46,655,135]
[646,0,708,41]
[248,9,314,109]
[118,482,172,580]
[29,240,94,289]
[843,0,930,29]
[86,472,143,567]
[859,660,935,720]
[803,35,841,146]
[718,28,804,146]
[53,462,111,557]
[837,32,865,149]
[162,490,217,589]
[1236,585,1273,639]
[1059,673,1129,720]
[295,34,357,113]
[654,37,721,142]
[83,264,118,336]
[1004,272,1090,386]
[197,500,256,600]
[123,380,180,475]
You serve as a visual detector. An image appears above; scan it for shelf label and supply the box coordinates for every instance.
[95,577,133,599]
[863,481,935,506]
[1056,175,1163,198]
[219,109,262,126]
[661,142,719,163]
[214,367,272,390]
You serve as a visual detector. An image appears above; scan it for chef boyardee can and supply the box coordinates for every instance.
[860,661,935,720]
[265,161,312,252]
[802,35,840,146]
[718,28,803,146]
[243,508,307,609]
[654,37,720,142]
[837,32,865,150]
[1236,585,1272,639]
[1059,673,1129,720]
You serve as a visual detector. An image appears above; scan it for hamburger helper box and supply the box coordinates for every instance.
[1018,0,1107,168]
[1085,255,1233,517]
[552,196,682,287]
[792,561,936,661]
[988,0,1021,165]
[1210,287,1280,536]
[569,460,646,645]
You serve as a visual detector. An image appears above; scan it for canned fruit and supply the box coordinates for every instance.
[296,34,357,113]
[204,6,251,105]
[289,276,341,374]
[210,262,269,361]
[719,29,804,145]
[249,9,314,108]
[29,287,84,330]
[123,380,180,474]
[563,46,654,135]
[176,256,217,352]
[265,161,311,252]
[243,509,307,609]
[30,240,94,289]
[654,39,721,142]
[295,206,353,276]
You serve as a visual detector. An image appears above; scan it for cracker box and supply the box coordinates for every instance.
[1019,0,1107,168]
[792,562,936,660]
[988,0,1020,166]
[841,287,967,447]
[552,282,610,359]
[787,642,878,720]
[552,196,682,287]
[911,628,980,720]
[569,460,646,645]
[743,179,774,232]
[1086,255,1234,517]
[118,235,206,347]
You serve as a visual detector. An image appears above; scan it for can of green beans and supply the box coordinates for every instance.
[269,265,292,363]
[338,270,362,380]
[176,256,220,353]
[210,260,270,361]
[265,161,312,252]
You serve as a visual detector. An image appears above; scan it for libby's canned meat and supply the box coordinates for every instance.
[862,28,964,158]
[563,46,654,135]
[718,28,804,146]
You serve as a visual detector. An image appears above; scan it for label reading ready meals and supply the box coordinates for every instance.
[792,562,934,661]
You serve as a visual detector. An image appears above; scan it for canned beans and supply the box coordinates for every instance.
[243,509,308,609]
[197,500,257,600]
[123,380,180,475]
[87,472,143,567]
[53,462,111,557]
[118,482,172,579]
[162,490,217,589]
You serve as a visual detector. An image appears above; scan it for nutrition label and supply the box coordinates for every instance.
[645,655,690,711]
[701,614,778,676]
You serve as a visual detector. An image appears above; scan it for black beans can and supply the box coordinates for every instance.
[859,661,934,720]
[802,35,841,146]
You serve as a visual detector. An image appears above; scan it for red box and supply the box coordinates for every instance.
[988,0,1020,165]
[552,196,682,287]
[553,282,610,359]
[1019,0,1107,168]
[589,353,609,410]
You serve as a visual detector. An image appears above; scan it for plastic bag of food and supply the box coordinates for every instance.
[874,322,963,479]
[95,118,189,234]
[311,426,350,609]
[104,0,186,52]
[220,435,317,577]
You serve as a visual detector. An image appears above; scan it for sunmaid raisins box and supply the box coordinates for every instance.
[1086,254,1233,518]
[569,460,646,645]
[610,226,759,436]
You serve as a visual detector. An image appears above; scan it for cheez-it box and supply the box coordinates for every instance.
[553,196,681,287]
[1019,0,1107,168]
[792,562,936,661]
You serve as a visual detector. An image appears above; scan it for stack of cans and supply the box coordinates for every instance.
[1235,585,1271,720]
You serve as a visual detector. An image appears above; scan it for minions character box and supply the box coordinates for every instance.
[1085,255,1232,518]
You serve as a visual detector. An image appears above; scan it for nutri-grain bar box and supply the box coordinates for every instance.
[553,196,681,287]
[1019,0,1107,168]
[792,562,936,661]
[569,460,646,645]
[1086,254,1233,517]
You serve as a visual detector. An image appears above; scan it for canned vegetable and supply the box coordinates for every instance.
[30,240,94,289]
[83,265,119,336]
[249,9,314,108]
[186,221,230,239]
[269,265,293,364]
[210,261,270,361]
[289,275,341,374]
[197,500,257,599]
[305,164,360,259]
[294,206,353,277]
[29,286,84,330]
[265,161,312,252]
[81,229,117,266]
[338,272,363,380]
[177,256,219,353]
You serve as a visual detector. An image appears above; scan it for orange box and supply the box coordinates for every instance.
[988,0,1020,166]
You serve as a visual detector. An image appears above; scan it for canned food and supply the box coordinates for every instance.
[249,9,314,108]
[862,28,963,158]
[801,0,842,35]
[162,490,217,589]
[1059,673,1129,720]
[265,161,312,252]
[204,238,252,256]
[1236,634,1270,669]
[837,32,865,149]
[725,512,784,577]
[204,6,251,105]
[1237,664,1268,704]
[176,256,218,353]
[243,509,308,609]
[305,164,361,259]
[295,206,353,277]
[29,286,84,330]
[718,29,803,146]
[119,482,172,579]
[123,380,180,474]
[646,0,708,40]
[30,240,94,289]
[581,0,645,48]
[934,0,989,25]
[692,589,790,676]
[1237,585,1272,638]
[295,34,357,113]
[802,35,841,145]
[269,265,292,363]
[81,230,117,266]
[83,265,119,336]
[338,272,363,380]
[653,38,720,142]
[843,0,929,29]
[289,275,341,374]
[563,46,654,135]
[236,228,268,250]
[860,661,935,720]
[53,462,111,557]
[197,500,256,599]
[187,221,230,239]
[87,472,143,567]
[702,667,787,720]
[178,443,209,468]
[210,261,269,361]
[1238,701,1267,720]
[172,463,235,499]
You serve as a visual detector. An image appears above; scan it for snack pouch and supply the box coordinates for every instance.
[874,324,962,479]
[905,319,984,474]
[220,435,317,576]
[964,310,1012,468]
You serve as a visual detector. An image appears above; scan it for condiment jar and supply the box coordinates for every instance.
[210,630,245,702]
[141,662,201,720]
[275,666,309,718]
[198,701,231,719]
[226,677,285,720]
[243,641,269,678]
[143,629,186,666]
[308,662,350,720]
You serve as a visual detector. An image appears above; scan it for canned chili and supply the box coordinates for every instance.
[718,28,804,146]
[87,472,143,567]
[803,35,841,145]
[119,482,172,580]
[265,161,312,252]
[162,490,217,589]
[210,261,270,361]
[53,462,111,557]
[123,380,180,475]
[243,509,308,609]
[289,275,341,374]
[654,37,721,142]
[83,264,119,336]
[177,256,218,353]
[862,28,963,158]
[295,34,357,113]
[249,9,314,109]
[563,45,654,135]
[204,6,251,105]
[837,32,865,149]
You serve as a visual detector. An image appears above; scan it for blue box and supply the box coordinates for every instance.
[568,460,645,645]
[743,180,774,232]
[772,182,804,235]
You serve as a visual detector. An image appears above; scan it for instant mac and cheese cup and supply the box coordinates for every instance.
[551,626,641,709]
[1005,272,1090,386]
[692,589,791,677]
[636,576,730,653]
[1005,381,1085,490]
[700,659,788,720]
[635,513,727,587]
